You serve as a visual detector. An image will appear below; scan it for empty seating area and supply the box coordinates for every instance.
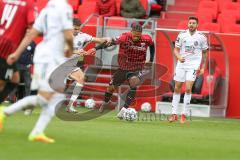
[177,0,240,33]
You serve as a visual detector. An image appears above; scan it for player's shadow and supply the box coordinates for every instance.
[55,99,112,121]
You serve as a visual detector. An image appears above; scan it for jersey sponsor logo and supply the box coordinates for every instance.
[194,41,199,46]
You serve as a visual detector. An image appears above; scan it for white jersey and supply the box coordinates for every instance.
[33,0,73,64]
[73,32,93,51]
[175,29,208,70]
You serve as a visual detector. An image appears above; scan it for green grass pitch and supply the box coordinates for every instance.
[1,110,240,160]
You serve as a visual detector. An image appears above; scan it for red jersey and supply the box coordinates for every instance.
[0,0,37,59]
[115,32,153,71]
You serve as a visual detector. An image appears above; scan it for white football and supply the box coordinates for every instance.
[85,99,95,109]
[141,102,151,112]
[123,108,138,121]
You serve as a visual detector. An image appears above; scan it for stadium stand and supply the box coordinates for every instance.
[197,0,218,19]
[176,20,188,29]
[200,22,221,32]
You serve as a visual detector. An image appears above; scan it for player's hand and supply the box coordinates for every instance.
[7,53,19,65]
[78,50,88,56]
[198,68,205,75]
[86,48,96,56]
[104,37,112,46]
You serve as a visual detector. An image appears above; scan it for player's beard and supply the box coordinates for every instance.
[189,26,197,33]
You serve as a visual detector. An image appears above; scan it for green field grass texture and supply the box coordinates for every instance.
[0,110,240,160]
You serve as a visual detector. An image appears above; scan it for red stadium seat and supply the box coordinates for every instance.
[221,2,240,20]
[221,9,240,21]
[216,0,237,12]
[222,1,239,10]
[200,22,220,33]
[177,20,188,30]
[78,2,96,23]
[218,13,237,32]
[224,24,240,34]
[198,0,218,19]
[196,12,213,24]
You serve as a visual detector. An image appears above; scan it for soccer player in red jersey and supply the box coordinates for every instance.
[89,23,155,119]
[0,0,37,103]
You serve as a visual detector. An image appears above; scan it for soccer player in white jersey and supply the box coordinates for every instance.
[66,18,109,113]
[168,16,208,124]
[0,0,73,143]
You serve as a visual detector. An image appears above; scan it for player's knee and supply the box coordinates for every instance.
[174,86,181,94]
[185,88,192,94]
[11,72,20,84]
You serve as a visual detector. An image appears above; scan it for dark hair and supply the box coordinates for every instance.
[188,16,199,24]
[131,23,142,32]
[73,18,81,26]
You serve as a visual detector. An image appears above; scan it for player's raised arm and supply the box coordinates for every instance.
[86,38,117,55]
[92,37,112,44]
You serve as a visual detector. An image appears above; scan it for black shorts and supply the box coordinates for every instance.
[0,57,18,81]
[110,68,151,86]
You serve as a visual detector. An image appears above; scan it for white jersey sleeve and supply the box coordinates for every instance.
[60,5,73,30]
[33,9,46,33]
[82,33,93,42]
[175,32,184,48]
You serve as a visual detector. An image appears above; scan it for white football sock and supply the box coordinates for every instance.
[172,93,180,114]
[4,95,47,115]
[30,93,64,136]
[182,93,191,115]
[67,83,83,108]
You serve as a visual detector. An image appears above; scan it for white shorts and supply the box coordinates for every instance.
[31,62,59,92]
[174,67,197,82]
